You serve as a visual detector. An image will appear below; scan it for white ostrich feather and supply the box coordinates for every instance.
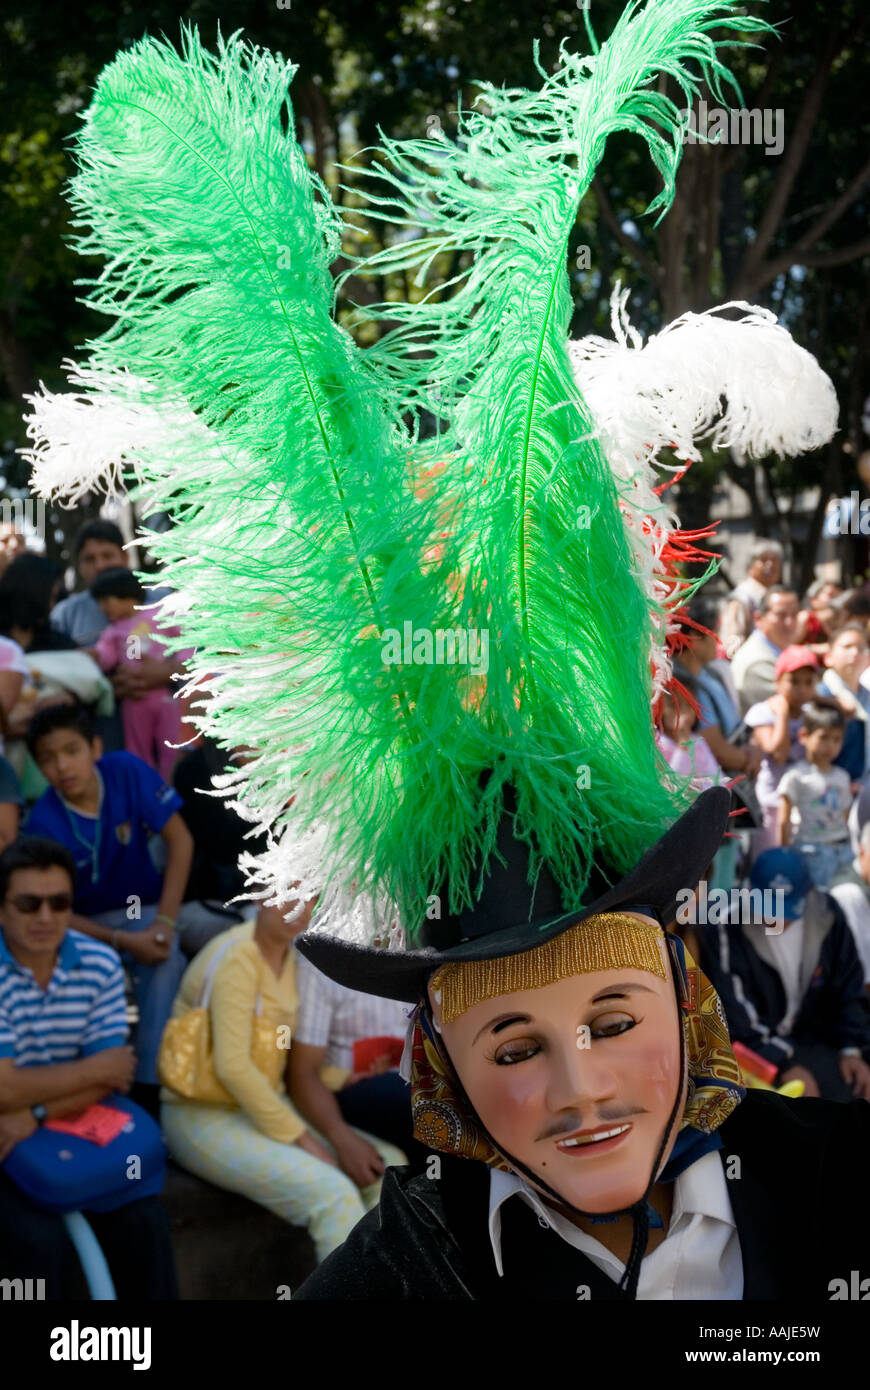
[231,815,402,946]
[569,287,839,699]
[21,362,235,507]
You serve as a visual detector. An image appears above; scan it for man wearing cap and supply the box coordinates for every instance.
[699,847,870,1104]
[732,586,800,715]
[744,645,820,853]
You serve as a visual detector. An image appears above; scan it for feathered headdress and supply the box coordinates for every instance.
[23,1,837,944]
[568,287,838,709]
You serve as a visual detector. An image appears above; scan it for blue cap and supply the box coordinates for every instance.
[750,847,811,919]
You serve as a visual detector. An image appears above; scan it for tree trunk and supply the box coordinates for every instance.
[723,452,766,537]
[0,308,34,408]
[797,457,835,596]
[295,77,333,183]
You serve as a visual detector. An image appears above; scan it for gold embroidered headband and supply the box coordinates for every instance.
[428,912,667,1023]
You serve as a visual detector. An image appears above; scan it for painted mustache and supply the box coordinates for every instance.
[537,1105,647,1143]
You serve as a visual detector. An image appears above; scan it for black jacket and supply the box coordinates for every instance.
[697,890,870,1071]
[294,1091,870,1300]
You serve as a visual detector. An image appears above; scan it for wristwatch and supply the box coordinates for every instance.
[31,1103,47,1125]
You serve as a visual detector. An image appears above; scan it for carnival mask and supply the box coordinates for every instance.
[421,911,741,1218]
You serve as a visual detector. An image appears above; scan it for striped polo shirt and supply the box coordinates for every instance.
[294,951,412,1073]
[0,927,128,1065]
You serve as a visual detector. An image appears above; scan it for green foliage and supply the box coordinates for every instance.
[2,0,868,564]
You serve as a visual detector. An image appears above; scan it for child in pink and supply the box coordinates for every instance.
[89,568,193,779]
[656,683,722,791]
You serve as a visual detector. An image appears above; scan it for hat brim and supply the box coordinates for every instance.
[296,785,731,1003]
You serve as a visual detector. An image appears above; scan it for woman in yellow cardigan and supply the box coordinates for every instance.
[160,898,406,1262]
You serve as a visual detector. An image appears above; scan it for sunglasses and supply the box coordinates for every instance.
[9,893,74,914]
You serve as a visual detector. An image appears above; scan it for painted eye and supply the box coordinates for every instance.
[591,1013,637,1039]
[494,1039,540,1065]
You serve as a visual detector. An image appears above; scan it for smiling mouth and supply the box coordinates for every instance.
[555,1123,632,1151]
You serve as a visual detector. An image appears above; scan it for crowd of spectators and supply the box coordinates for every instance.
[667,540,870,1112]
[0,519,869,1299]
[0,520,417,1297]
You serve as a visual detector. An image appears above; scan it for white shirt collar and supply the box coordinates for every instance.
[487,1149,735,1280]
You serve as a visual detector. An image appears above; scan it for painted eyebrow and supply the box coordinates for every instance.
[473,1013,531,1045]
[471,983,657,1044]
[590,983,657,1002]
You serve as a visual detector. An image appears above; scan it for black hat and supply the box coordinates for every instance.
[296,784,730,1003]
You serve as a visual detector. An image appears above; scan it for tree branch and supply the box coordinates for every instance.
[722,451,764,537]
[0,307,35,405]
[591,179,663,287]
[331,259,381,306]
[735,31,841,289]
[799,236,870,269]
[759,233,870,285]
[691,151,720,308]
[722,45,786,176]
[788,153,870,256]
[797,457,835,595]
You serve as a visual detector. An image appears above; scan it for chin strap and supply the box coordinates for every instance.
[619,1202,651,1299]
[617,947,690,1298]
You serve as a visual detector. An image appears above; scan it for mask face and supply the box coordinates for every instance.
[436,947,684,1215]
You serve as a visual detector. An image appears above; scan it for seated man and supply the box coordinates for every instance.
[719,541,783,658]
[51,521,130,649]
[699,847,870,1102]
[49,519,177,754]
[0,836,177,1298]
[289,951,423,1187]
[732,585,800,715]
[22,702,194,1110]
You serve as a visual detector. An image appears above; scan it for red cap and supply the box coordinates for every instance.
[775,645,819,678]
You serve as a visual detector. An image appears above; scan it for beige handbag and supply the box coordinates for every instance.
[158,938,284,1104]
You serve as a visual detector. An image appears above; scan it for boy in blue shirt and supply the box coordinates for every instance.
[23,704,194,1101]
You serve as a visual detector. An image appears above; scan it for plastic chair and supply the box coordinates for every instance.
[61,1211,117,1299]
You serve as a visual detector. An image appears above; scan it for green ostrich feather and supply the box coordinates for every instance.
[62,26,497,930]
[31,2,771,939]
[343,0,771,912]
